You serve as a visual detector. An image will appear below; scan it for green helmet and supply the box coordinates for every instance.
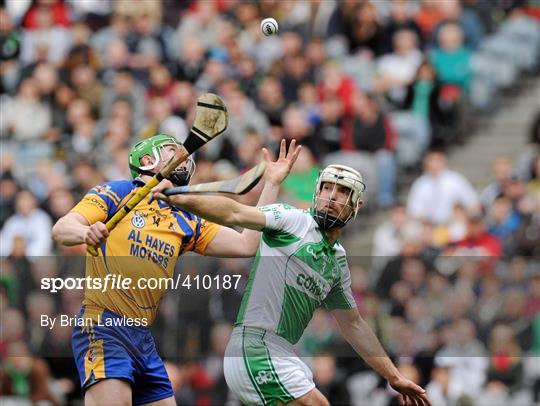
[128,134,195,185]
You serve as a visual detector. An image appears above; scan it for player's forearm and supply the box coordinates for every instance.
[237,181,280,247]
[169,195,264,230]
[256,181,280,207]
[341,315,401,384]
[52,215,88,246]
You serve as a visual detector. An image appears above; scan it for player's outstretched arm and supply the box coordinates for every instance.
[233,139,301,252]
[332,308,431,406]
[152,191,266,231]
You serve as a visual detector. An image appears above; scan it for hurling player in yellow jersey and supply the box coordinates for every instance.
[52,133,300,406]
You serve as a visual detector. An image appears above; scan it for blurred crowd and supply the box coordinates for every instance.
[0,0,539,405]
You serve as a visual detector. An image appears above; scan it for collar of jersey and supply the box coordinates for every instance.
[309,208,339,249]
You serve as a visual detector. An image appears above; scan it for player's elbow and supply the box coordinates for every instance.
[52,217,71,246]
[52,213,85,247]
[51,220,65,246]
[226,205,264,231]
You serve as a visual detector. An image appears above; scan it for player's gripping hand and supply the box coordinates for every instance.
[149,178,178,206]
[84,222,109,246]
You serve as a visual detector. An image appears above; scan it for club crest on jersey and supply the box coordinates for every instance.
[94,185,111,194]
[255,370,273,385]
[132,214,146,228]
[87,347,96,363]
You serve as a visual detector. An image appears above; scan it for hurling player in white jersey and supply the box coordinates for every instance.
[152,164,430,406]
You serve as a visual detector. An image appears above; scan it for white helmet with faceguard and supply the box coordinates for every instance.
[312,164,366,230]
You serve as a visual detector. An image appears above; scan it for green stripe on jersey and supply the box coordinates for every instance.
[276,285,320,344]
[262,230,301,248]
[236,252,261,325]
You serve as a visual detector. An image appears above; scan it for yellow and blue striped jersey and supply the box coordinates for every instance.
[71,179,220,325]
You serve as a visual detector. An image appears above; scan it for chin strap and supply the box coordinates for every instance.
[129,164,190,187]
[313,210,348,230]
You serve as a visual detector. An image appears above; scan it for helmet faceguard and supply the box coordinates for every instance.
[312,165,366,230]
[128,134,196,186]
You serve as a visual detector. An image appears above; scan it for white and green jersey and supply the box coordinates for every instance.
[235,203,356,345]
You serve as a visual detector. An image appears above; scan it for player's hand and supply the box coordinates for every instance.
[148,179,174,204]
[389,376,431,406]
[262,139,301,186]
[84,222,109,246]
[150,179,186,207]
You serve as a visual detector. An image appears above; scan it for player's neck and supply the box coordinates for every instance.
[323,227,343,246]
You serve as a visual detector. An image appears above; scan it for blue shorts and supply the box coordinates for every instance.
[71,306,174,405]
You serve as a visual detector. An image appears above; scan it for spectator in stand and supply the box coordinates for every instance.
[449,213,503,275]
[146,63,175,103]
[433,0,485,50]
[19,2,71,66]
[487,196,522,256]
[401,60,460,149]
[63,21,101,74]
[126,5,169,83]
[382,0,424,53]
[372,205,412,269]
[435,318,488,398]
[1,77,51,143]
[426,363,466,405]
[281,104,320,159]
[90,13,131,62]
[281,53,314,103]
[0,7,21,94]
[0,170,19,228]
[257,75,287,128]
[349,1,386,55]
[219,87,270,158]
[312,352,351,405]
[431,23,473,92]
[175,0,224,55]
[376,222,428,298]
[326,0,361,48]
[480,156,515,209]
[32,62,58,106]
[340,91,397,208]
[415,0,444,42]
[0,190,52,258]
[479,324,525,406]
[493,289,532,350]
[375,29,423,108]
[0,341,60,405]
[70,64,103,115]
[407,150,479,224]
[501,174,529,217]
[476,274,505,329]
[527,275,540,317]
[318,62,356,116]
[517,111,540,180]
[526,154,540,196]
[100,67,146,125]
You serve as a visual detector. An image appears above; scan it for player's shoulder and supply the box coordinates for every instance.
[91,179,138,195]
[334,243,348,263]
[87,179,139,205]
